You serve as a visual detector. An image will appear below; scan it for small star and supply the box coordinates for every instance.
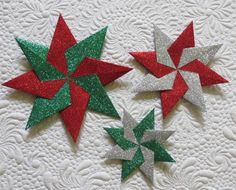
[104,109,175,182]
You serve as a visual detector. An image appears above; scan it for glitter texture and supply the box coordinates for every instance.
[122,109,138,144]
[47,15,77,75]
[130,22,228,118]
[179,70,205,110]
[26,82,70,129]
[3,15,132,143]
[154,25,175,69]
[60,81,90,142]
[121,148,144,181]
[16,38,65,81]
[178,45,222,68]
[105,145,137,160]
[141,130,175,144]
[66,27,107,75]
[141,140,174,162]
[71,57,132,85]
[2,70,65,99]
[132,72,177,92]
[104,109,174,182]
[74,75,119,118]
[140,146,154,181]
[104,128,137,150]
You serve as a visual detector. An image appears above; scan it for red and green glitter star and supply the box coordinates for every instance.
[3,15,132,142]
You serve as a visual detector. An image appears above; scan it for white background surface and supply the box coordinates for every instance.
[0,0,236,189]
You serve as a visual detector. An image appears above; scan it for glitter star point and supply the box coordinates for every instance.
[130,22,228,118]
[3,15,132,143]
[104,109,175,182]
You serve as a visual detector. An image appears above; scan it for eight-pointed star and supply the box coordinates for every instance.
[3,15,132,142]
[104,109,174,182]
[130,22,228,118]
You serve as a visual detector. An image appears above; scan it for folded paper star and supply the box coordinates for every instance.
[130,22,228,118]
[3,15,132,142]
[104,109,174,182]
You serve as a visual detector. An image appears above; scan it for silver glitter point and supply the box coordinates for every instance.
[178,44,222,68]
[132,72,177,92]
[141,130,175,144]
[140,146,154,182]
[105,145,137,160]
[154,25,176,69]
[122,109,138,144]
[179,71,205,110]
[154,25,172,51]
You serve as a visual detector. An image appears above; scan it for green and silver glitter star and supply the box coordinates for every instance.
[104,109,175,182]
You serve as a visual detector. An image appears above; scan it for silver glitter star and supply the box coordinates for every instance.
[105,109,174,182]
[133,26,222,110]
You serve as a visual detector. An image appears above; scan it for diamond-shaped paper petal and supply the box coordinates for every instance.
[130,52,175,78]
[141,130,175,144]
[178,45,222,68]
[47,15,77,75]
[71,57,132,85]
[179,70,205,110]
[181,60,228,86]
[141,140,174,162]
[74,75,119,118]
[168,22,195,67]
[16,38,65,81]
[132,72,176,92]
[104,128,137,150]
[133,109,155,143]
[66,27,107,75]
[105,145,137,160]
[121,147,144,181]
[60,81,90,142]
[154,25,175,69]
[160,72,188,118]
[26,82,70,129]
[2,70,65,99]
[140,146,154,182]
[122,109,138,144]
[154,25,172,52]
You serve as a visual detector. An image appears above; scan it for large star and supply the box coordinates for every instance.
[3,15,132,142]
[104,109,174,182]
[130,22,228,118]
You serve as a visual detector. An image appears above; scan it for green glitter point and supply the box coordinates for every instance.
[104,128,137,150]
[133,109,155,143]
[16,38,65,81]
[66,27,108,75]
[26,82,70,129]
[141,140,175,162]
[121,147,144,181]
[73,75,120,118]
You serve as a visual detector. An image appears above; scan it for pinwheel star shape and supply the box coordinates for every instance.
[3,15,132,142]
[104,109,175,182]
[130,22,228,118]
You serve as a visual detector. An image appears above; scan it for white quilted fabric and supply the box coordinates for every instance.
[0,0,236,189]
